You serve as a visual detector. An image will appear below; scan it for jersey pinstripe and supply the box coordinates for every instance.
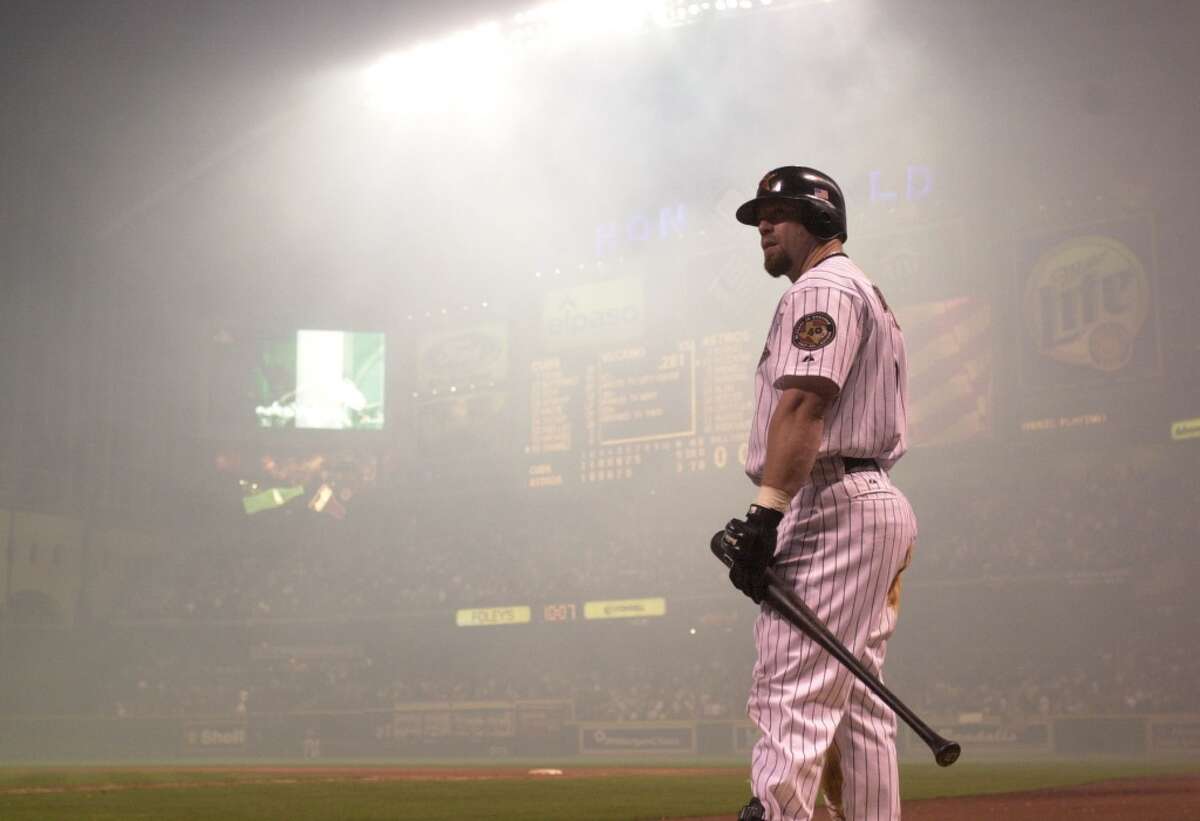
[745,255,908,485]
[741,253,916,821]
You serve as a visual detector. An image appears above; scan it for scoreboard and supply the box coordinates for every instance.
[525,330,757,488]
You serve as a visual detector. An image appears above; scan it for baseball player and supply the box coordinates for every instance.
[719,167,915,821]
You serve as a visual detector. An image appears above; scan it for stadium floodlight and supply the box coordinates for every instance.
[363,22,509,115]
[360,0,833,114]
[507,0,675,51]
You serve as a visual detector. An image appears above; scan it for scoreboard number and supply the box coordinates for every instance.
[543,603,578,622]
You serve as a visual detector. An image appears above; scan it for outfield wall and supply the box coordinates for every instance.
[0,709,1197,761]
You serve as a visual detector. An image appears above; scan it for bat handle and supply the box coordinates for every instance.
[710,532,735,568]
[710,532,962,768]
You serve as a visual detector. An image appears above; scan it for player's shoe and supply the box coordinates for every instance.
[737,796,766,820]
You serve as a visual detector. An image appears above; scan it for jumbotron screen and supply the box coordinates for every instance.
[253,330,385,431]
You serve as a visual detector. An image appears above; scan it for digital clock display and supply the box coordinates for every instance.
[542,603,577,623]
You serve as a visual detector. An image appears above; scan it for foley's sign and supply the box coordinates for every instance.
[455,606,532,627]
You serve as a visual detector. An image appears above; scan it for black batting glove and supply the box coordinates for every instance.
[722,505,784,604]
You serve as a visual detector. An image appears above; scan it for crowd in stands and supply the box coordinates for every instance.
[102,494,719,623]
[85,625,749,723]
[889,640,1199,721]
[902,460,1194,581]
[4,450,1196,737]
[11,614,1190,728]
[98,456,1197,625]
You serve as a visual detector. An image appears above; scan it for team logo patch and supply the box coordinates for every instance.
[791,312,837,351]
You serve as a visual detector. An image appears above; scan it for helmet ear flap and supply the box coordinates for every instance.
[800,204,839,242]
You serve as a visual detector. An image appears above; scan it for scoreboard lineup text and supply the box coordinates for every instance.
[526,331,756,488]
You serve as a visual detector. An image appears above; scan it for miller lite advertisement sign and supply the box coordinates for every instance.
[1018,215,1159,391]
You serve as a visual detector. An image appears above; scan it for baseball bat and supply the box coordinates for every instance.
[711,533,961,767]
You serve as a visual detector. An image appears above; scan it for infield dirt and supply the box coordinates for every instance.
[677,775,1200,821]
[2,765,1197,819]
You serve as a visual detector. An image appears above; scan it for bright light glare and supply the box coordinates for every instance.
[363,23,509,115]
[519,0,669,39]
[361,0,826,116]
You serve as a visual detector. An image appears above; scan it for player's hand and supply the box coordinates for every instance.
[722,505,784,604]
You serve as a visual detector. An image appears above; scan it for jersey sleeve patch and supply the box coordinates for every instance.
[791,312,837,351]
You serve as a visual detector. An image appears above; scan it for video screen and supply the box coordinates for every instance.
[253,330,385,431]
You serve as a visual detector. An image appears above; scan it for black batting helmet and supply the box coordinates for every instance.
[735,166,848,242]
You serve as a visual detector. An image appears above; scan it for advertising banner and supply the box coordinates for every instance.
[733,721,761,755]
[583,597,666,620]
[417,322,509,395]
[1169,417,1200,442]
[516,700,574,736]
[455,606,532,627]
[578,722,695,754]
[1017,216,1159,389]
[450,702,515,739]
[1011,215,1161,438]
[1149,717,1200,752]
[181,721,247,755]
[542,278,645,351]
[904,297,992,447]
[392,702,516,740]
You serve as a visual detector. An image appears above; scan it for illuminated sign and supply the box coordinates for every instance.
[542,602,578,622]
[595,203,687,258]
[528,463,564,488]
[541,278,645,350]
[579,723,695,753]
[583,597,666,620]
[455,606,532,627]
[868,165,934,204]
[1019,413,1107,433]
[242,486,304,515]
[1170,417,1200,441]
[417,322,509,394]
[183,722,247,753]
[1024,235,1150,373]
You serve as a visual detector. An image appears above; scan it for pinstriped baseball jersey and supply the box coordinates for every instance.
[741,252,916,820]
[745,254,908,485]
[749,478,915,820]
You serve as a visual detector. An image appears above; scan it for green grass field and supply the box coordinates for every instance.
[0,759,1195,820]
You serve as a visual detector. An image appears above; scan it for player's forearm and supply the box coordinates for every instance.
[760,390,827,498]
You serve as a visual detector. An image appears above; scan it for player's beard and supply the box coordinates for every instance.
[764,247,792,278]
